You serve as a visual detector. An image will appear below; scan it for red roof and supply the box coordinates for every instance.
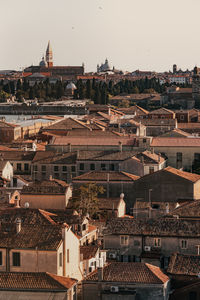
[151,137,200,147]
[52,136,136,146]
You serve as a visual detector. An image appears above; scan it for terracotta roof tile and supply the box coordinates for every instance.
[167,253,200,276]
[168,200,200,217]
[85,262,169,284]
[45,117,90,131]
[104,217,200,237]
[72,171,139,182]
[51,136,136,146]
[0,272,77,290]
[149,107,175,115]
[80,245,98,260]
[22,179,69,195]
[0,224,62,250]
[151,137,200,147]
[164,166,200,183]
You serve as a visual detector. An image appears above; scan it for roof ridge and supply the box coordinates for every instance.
[46,272,75,289]
[145,263,168,284]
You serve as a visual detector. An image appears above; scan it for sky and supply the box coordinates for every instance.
[1,0,200,73]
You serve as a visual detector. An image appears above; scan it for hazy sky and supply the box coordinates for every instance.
[1,0,200,72]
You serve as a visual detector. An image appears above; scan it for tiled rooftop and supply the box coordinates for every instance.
[32,151,77,164]
[51,136,137,146]
[21,179,69,195]
[167,253,200,276]
[151,137,200,147]
[168,200,200,217]
[149,107,175,115]
[0,272,77,290]
[0,224,62,250]
[0,151,36,161]
[164,166,200,183]
[72,171,139,182]
[85,262,169,284]
[104,217,200,237]
[80,245,98,260]
[45,117,90,131]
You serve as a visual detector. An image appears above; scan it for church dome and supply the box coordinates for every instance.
[39,57,47,67]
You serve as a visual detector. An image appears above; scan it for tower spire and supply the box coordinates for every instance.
[46,40,53,68]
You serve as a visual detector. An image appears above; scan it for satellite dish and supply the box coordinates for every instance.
[24,202,29,209]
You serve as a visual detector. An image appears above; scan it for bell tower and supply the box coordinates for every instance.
[46,40,53,68]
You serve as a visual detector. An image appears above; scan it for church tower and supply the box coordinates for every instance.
[46,40,53,68]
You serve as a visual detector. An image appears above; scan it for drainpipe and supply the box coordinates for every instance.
[62,224,67,277]
[6,248,10,272]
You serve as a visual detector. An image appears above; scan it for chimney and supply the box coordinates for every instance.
[16,218,21,234]
[151,148,154,154]
[49,175,53,181]
[15,197,20,208]
[98,267,103,281]
[68,143,72,152]
[118,141,122,152]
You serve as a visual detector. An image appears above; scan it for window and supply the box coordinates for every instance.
[149,166,154,174]
[189,291,197,300]
[82,224,86,231]
[24,163,29,171]
[176,152,182,169]
[181,240,187,249]
[59,253,62,267]
[0,251,2,265]
[33,165,38,171]
[13,252,20,266]
[152,204,160,209]
[177,152,182,162]
[154,238,161,247]
[180,115,185,121]
[194,153,200,161]
[54,173,59,179]
[71,166,76,172]
[54,166,59,172]
[62,166,67,172]
[41,165,46,172]
[13,177,17,187]
[17,163,21,171]
[101,164,106,170]
[90,164,95,171]
[120,235,129,246]
[80,163,84,171]
[110,164,115,171]
[143,138,147,143]
[67,249,69,263]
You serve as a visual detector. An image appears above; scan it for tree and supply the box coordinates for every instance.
[71,183,104,217]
